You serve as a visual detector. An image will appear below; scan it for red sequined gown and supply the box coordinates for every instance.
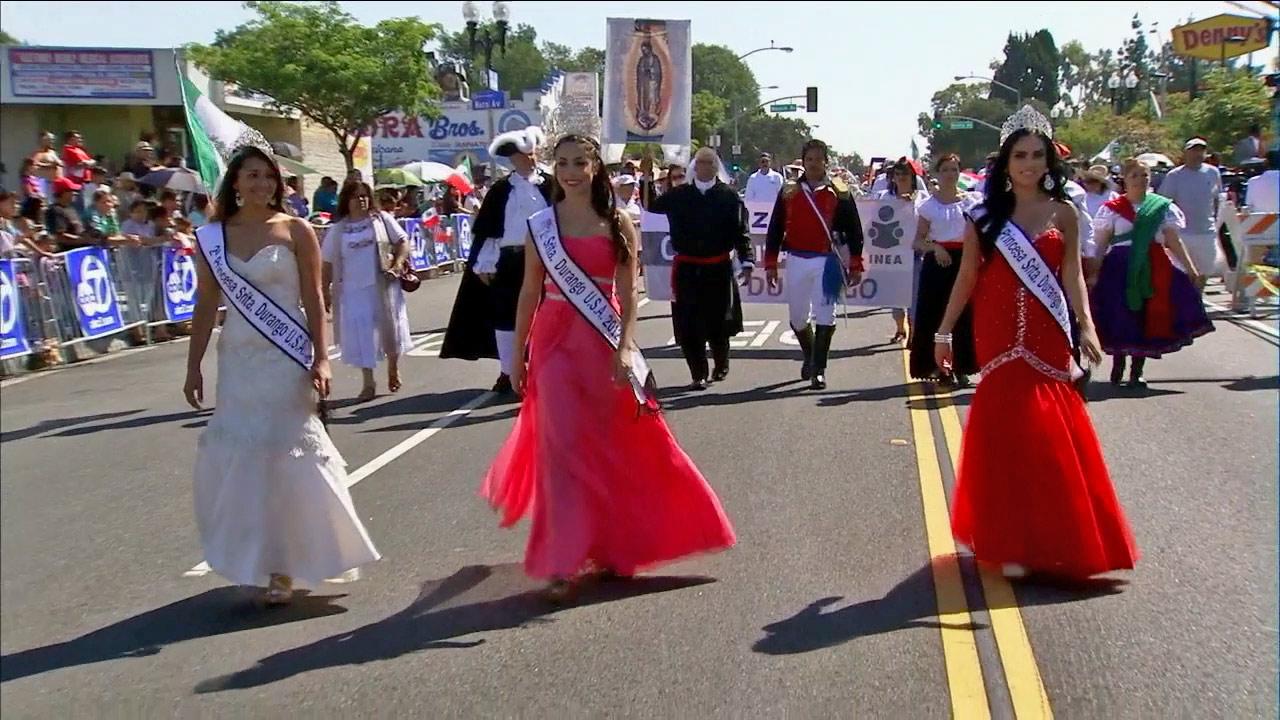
[952,229,1139,578]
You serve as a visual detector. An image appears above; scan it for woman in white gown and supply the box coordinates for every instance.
[184,146,380,605]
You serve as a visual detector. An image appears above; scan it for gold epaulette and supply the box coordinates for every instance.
[831,177,850,195]
[781,182,801,201]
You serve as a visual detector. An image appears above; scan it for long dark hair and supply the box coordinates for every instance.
[334,180,373,221]
[976,128,1069,255]
[551,134,631,263]
[212,146,285,221]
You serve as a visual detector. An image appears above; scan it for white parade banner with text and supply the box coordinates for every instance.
[640,198,915,308]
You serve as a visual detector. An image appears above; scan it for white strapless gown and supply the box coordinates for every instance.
[194,244,380,588]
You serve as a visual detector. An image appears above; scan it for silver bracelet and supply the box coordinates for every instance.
[934,332,953,345]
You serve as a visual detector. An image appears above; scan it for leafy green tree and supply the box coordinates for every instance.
[992,30,1061,106]
[543,42,605,76]
[188,1,441,173]
[691,91,729,145]
[918,83,1011,168]
[1174,68,1271,154]
[692,44,761,120]
[0,29,21,45]
[436,23,549,96]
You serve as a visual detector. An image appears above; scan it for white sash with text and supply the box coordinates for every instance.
[196,223,314,370]
[528,208,657,408]
[992,220,1084,379]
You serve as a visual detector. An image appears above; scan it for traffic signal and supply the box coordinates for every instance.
[806,86,818,112]
[932,113,944,131]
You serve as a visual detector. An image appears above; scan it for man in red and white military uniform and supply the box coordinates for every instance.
[765,139,865,390]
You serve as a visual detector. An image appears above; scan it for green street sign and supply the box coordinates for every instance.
[769,103,798,112]
[950,120,975,130]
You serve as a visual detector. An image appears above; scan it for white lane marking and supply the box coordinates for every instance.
[184,390,495,578]
[751,320,780,348]
[1203,299,1279,340]
[406,332,444,357]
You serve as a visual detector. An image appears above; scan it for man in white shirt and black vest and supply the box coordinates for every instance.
[440,127,553,394]
[647,147,754,390]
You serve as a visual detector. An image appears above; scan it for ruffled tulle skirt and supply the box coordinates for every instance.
[194,334,380,589]
[951,360,1139,578]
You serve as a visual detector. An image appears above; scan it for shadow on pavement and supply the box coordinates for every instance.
[195,563,714,693]
[0,588,349,683]
[753,557,1125,656]
[49,409,211,438]
[1142,375,1280,393]
[328,389,487,426]
[0,409,145,443]
[643,345,899,363]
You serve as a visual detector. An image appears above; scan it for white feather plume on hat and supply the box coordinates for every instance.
[489,126,545,158]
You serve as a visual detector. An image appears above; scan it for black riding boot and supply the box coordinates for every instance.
[811,324,836,390]
[793,323,815,381]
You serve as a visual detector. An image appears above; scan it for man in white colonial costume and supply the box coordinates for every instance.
[440,126,553,394]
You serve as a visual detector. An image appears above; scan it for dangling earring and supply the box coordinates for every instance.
[234,191,242,207]
[1042,174,1055,192]
[1003,177,1012,192]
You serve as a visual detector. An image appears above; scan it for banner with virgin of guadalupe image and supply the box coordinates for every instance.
[603,18,691,147]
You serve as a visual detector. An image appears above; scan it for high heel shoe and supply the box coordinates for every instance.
[543,578,576,605]
[265,574,293,606]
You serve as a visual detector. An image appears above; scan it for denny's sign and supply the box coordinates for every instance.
[1172,14,1274,62]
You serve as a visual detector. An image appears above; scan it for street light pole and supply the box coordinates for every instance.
[737,41,795,61]
[954,74,1021,106]
[462,1,510,90]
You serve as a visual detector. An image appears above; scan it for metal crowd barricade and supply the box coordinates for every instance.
[2,221,466,377]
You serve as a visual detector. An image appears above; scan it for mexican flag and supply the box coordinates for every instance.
[176,59,269,193]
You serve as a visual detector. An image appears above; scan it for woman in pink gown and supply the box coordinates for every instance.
[481,134,736,602]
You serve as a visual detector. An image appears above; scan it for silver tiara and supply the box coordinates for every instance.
[217,124,274,163]
[999,105,1053,146]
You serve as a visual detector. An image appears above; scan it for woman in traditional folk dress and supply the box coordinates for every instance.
[481,134,736,603]
[1089,158,1213,388]
[185,146,379,605]
[321,179,413,402]
[908,153,981,384]
[935,108,1139,580]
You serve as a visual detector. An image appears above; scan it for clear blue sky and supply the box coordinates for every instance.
[2,1,1275,159]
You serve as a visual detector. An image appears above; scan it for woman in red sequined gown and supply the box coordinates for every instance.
[481,135,736,602]
[935,125,1138,579]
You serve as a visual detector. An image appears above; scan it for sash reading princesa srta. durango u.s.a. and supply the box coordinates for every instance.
[988,215,1084,379]
[527,207,660,411]
[196,223,314,370]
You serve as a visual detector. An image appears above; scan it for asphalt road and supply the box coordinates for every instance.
[1,272,1276,718]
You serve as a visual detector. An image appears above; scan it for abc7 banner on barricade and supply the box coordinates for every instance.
[65,247,126,338]
[640,198,916,308]
[0,259,32,359]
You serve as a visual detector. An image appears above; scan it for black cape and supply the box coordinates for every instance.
[440,171,554,360]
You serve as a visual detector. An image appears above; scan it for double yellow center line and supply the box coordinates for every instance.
[902,351,1053,719]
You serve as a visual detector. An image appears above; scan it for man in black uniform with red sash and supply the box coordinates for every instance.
[647,147,754,390]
